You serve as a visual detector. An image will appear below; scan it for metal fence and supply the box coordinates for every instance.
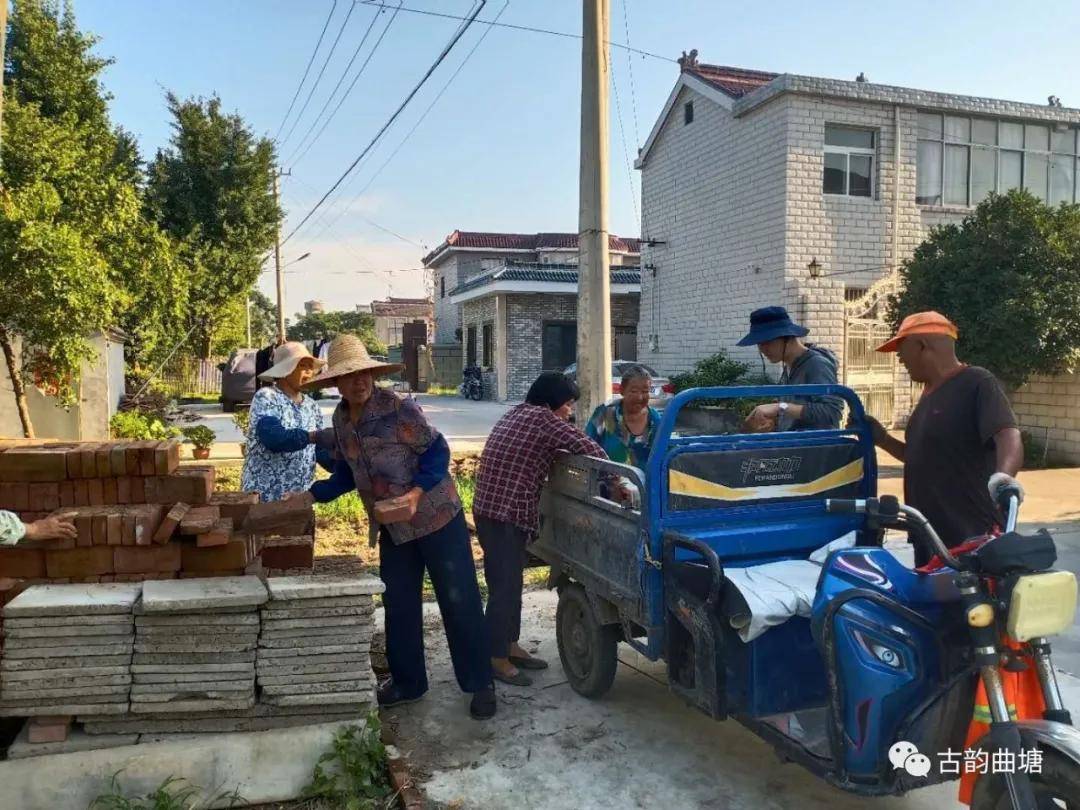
[157,357,223,398]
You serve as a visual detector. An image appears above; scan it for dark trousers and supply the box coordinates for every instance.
[475,516,529,659]
[378,510,492,695]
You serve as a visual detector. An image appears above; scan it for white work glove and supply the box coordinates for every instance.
[988,472,1025,506]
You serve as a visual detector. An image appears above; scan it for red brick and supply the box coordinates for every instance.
[86,478,104,506]
[133,504,165,545]
[75,514,94,547]
[0,577,27,607]
[58,480,76,508]
[65,447,83,479]
[45,546,113,578]
[154,442,179,476]
[261,536,315,571]
[116,477,131,505]
[79,444,99,479]
[138,442,157,476]
[18,512,50,522]
[125,444,142,476]
[209,491,259,524]
[244,498,312,534]
[0,547,46,578]
[95,445,113,478]
[92,514,109,545]
[0,483,29,511]
[114,543,181,575]
[196,518,233,547]
[121,513,136,546]
[28,718,71,744]
[180,505,220,535]
[181,538,251,574]
[148,467,215,506]
[130,477,146,504]
[27,483,60,513]
[102,478,118,506]
[73,480,89,507]
[110,445,128,477]
[0,446,71,482]
[106,514,123,546]
[153,502,190,543]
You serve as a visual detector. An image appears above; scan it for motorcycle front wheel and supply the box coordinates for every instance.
[971,748,1080,809]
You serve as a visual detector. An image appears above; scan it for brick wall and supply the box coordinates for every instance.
[1011,372,1080,464]
[460,297,498,400]
[431,252,511,344]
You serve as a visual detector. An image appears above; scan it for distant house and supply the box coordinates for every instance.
[304,300,325,316]
[422,231,641,400]
[370,297,433,348]
[635,50,1080,429]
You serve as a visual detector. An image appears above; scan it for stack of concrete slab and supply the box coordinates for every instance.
[257,576,384,712]
[129,577,268,714]
[0,583,140,717]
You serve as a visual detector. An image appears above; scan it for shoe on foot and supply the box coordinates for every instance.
[377,680,426,708]
[470,686,497,720]
[508,654,549,671]
[493,668,532,687]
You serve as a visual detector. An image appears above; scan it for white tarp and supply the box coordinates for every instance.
[723,532,857,642]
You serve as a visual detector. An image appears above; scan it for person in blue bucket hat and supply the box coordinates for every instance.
[736,306,842,432]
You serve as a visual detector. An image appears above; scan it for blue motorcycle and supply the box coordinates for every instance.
[534,385,1080,809]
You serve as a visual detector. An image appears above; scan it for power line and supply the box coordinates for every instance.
[619,0,641,146]
[286,2,403,169]
[274,0,338,143]
[611,52,640,225]
[279,1,358,149]
[281,0,486,247]
[358,0,675,63]
[300,0,510,245]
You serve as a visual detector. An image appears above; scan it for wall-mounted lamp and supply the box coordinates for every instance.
[808,258,823,278]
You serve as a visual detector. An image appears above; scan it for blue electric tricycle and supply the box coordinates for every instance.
[533,385,1080,809]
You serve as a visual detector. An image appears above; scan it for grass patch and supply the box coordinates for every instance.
[90,774,242,809]
[302,714,394,809]
[423,385,459,396]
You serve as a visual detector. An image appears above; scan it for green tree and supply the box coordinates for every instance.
[0,0,179,436]
[889,190,1080,389]
[287,310,386,356]
[248,290,278,347]
[146,94,281,359]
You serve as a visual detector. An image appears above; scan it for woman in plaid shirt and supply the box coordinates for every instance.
[474,372,606,686]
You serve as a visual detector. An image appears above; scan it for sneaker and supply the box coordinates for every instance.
[469,686,497,721]
[377,680,426,708]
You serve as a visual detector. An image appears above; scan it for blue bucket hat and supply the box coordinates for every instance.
[736,306,810,347]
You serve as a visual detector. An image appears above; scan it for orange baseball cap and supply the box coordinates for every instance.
[876,311,959,353]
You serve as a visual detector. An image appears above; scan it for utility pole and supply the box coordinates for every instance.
[245,296,252,347]
[576,0,612,420]
[0,0,7,174]
[273,169,291,343]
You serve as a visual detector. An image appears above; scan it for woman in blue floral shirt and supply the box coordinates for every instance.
[585,365,661,468]
[241,342,334,502]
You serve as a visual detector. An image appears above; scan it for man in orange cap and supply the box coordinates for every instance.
[870,311,1023,565]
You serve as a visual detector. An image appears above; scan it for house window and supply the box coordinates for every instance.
[541,322,576,371]
[466,325,477,367]
[439,275,445,299]
[482,322,494,368]
[684,101,694,125]
[917,112,1078,206]
[823,125,875,197]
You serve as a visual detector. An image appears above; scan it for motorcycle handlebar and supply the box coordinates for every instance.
[826,498,963,570]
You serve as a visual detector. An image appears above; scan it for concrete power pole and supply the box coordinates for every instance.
[0,1,8,180]
[576,0,612,420]
[272,170,290,343]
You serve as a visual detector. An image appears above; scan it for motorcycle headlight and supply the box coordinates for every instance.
[1007,571,1078,642]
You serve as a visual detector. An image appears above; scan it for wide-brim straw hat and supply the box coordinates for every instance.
[303,334,403,389]
[258,341,327,381]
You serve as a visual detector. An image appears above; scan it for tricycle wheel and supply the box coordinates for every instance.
[970,747,1080,809]
[556,584,619,699]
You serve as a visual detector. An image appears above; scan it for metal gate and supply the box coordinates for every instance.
[843,278,898,425]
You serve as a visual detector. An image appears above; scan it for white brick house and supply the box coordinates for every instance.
[636,53,1080,434]
[422,231,641,400]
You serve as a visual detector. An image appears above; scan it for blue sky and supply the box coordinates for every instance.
[77,0,1079,317]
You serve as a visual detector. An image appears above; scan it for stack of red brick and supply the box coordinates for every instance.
[0,440,315,597]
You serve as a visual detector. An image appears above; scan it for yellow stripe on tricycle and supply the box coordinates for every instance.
[669,458,865,502]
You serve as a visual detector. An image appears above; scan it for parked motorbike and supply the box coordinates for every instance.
[460,366,483,401]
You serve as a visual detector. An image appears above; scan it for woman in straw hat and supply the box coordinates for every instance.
[241,341,334,503]
[288,334,496,720]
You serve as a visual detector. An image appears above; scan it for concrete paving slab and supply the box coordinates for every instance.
[1,701,128,717]
[134,640,256,654]
[86,713,364,735]
[261,679,373,696]
[128,697,254,714]
[266,575,383,601]
[7,725,137,760]
[262,596,374,611]
[135,613,259,627]
[255,651,368,668]
[257,643,369,659]
[262,691,373,707]
[1,684,129,702]
[256,664,368,682]
[1,665,129,682]
[131,662,254,675]
[136,628,259,642]
[259,615,370,631]
[130,685,252,700]
[3,642,133,659]
[3,623,133,639]
[259,605,374,620]
[6,633,133,649]
[4,615,134,628]
[2,654,131,671]
[133,651,254,665]
[134,672,253,685]
[0,719,365,809]
[140,577,267,613]
[259,625,373,641]
[3,583,141,618]
[258,631,372,649]
[1,676,130,695]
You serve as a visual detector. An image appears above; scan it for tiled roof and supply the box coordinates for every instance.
[449,262,642,297]
[685,62,778,99]
[422,230,641,266]
[370,297,433,318]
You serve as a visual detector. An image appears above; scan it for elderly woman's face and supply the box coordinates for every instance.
[338,370,375,404]
[621,376,651,414]
[284,357,317,390]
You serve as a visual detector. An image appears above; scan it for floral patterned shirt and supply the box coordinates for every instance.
[331,388,461,545]
[585,400,661,468]
[241,386,324,502]
[0,510,26,545]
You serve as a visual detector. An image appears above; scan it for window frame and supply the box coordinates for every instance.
[439,275,445,299]
[823,125,876,198]
[481,321,494,369]
[541,320,577,372]
[684,100,694,125]
[465,324,478,367]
